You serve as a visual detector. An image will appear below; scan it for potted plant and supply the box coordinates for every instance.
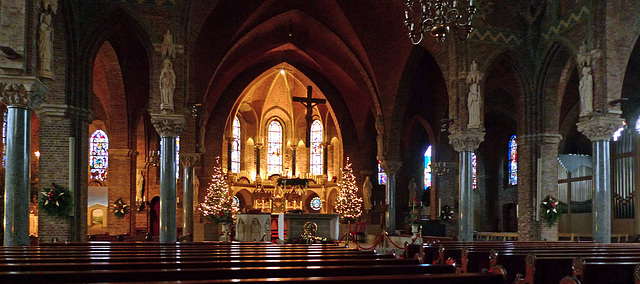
[405,198,422,236]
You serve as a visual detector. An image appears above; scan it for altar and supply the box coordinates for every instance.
[279,213,339,241]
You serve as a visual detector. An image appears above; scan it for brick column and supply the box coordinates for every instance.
[539,134,562,241]
[449,129,484,241]
[0,76,46,246]
[151,114,186,243]
[108,149,137,236]
[381,159,401,234]
[577,115,623,243]
[180,153,200,240]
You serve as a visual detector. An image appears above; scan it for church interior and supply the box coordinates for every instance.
[1,0,640,282]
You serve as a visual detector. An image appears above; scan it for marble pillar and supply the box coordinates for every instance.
[381,159,401,234]
[0,76,46,246]
[577,116,622,243]
[449,130,484,241]
[180,153,200,240]
[151,114,186,243]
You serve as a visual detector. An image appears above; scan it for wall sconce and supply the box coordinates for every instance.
[147,150,160,167]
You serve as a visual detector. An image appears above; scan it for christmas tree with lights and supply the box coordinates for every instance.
[198,157,238,223]
[335,157,363,219]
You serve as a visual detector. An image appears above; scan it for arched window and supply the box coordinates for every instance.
[508,135,517,185]
[267,120,283,174]
[424,146,432,189]
[310,120,323,175]
[231,116,241,173]
[377,160,387,185]
[90,130,109,181]
[2,109,6,168]
[176,136,180,179]
[472,153,477,190]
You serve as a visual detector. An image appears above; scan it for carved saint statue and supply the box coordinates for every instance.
[579,66,593,116]
[362,176,372,211]
[42,0,58,13]
[466,60,482,129]
[160,59,176,113]
[136,170,145,204]
[38,13,53,77]
[408,178,417,206]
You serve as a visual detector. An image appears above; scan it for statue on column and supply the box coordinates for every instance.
[408,178,417,206]
[577,44,593,117]
[160,30,176,114]
[466,60,482,129]
[362,176,372,211]
[136,170,145,206]
[38,13,53,77]
[160,59,175,113]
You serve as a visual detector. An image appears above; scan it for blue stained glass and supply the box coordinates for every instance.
[232,196,240,208]
[310,120,323,175]
[310,197,322,211]
[424,146,432,189]
[508,135,517,185]
[90,130,109,181]
[472,153,477,190]
[2,109,6,168]
[378,160,387,185]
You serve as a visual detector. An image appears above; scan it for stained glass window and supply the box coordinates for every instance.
[424,146,432,189]
[377,160,387,185]
[231,116,241,173]
[267,120,283,174]
[508,135,517,185]
[310,120,323,175]
[2,109,6,168]
[310,196,322,211]
[472,152,477,190]
[232,196,240,208]
[90,130,109,181]
[176,136,180,179]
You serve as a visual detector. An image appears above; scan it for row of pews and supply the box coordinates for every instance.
[0,241,506,283]
[417,240,640,284]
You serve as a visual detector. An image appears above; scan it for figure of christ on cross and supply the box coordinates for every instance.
[293,86,326,147]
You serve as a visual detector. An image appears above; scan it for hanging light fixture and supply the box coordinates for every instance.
[404,0,476,44]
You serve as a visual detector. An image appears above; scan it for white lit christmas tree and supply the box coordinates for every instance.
[335,157,363,219]
[198,157,238,223]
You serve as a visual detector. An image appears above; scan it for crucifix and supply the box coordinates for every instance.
[293,86,326,147]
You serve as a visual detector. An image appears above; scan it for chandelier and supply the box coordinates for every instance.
[404,0,476,44]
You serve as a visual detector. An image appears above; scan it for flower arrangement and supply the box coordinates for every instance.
[405,198,422,225]
[112,198,129,218]
[541,195,561,227]
[39,183,72,218]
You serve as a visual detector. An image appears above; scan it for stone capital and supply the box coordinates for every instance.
[0,75,47,109]
[576,115,624,141]
[448,129,485,152]
[381,159,401,175]
[254,143,263,149]
[180,153,201,168]
[151,114,186,137]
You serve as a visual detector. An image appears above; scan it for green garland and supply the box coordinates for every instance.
[39,183,72,218]
[277,178,310,187]
[541,195,561,227]
[113,198,129,218]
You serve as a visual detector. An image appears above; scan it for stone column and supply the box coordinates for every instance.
[255,143,262,183]
[151,114,186,243]
[577,115,623,243]
[381,159,401,234]
[226,137,234,173]
[108,149,137,236]
[180,153,200,240]
[290,145,297,177]
[449,130,484,241]
[0,76,46,246]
